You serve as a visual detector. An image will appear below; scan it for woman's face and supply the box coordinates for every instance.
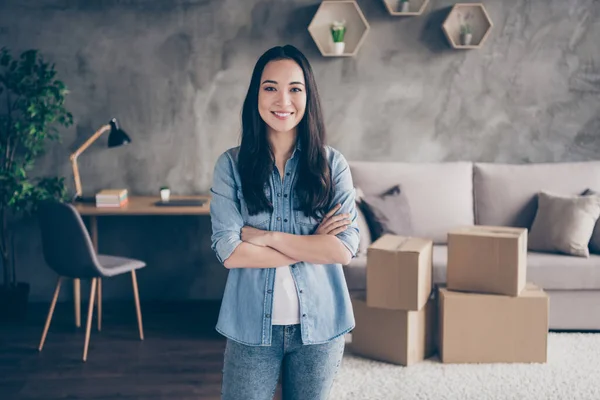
[258,59,307,136]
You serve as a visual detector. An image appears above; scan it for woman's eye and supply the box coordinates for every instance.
[264,86,276,92]
[291,88,302,93]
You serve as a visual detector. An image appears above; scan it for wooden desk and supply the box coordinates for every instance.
[72,195,211,327]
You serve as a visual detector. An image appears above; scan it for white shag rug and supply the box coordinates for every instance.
[330,333,600,400]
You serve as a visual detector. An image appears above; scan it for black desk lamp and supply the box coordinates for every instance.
[70,118,131,202]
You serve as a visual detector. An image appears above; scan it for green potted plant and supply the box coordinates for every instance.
[331,20,347,55]
[0,47,73,321]
[459,10,473,46]
[460,23,472,46]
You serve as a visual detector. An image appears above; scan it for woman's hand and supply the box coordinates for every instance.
[241,226,271,247]
[315,204,352,236]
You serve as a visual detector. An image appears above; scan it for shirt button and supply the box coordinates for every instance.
[299,290,303,293]
[302,314,307,317]
[267,290,273,294]
[266,314,271,318]
[284,219,288,222]
[284,194,288,198]
[277,193,281,197]
[277,217,281,221]
[286,172,291,176]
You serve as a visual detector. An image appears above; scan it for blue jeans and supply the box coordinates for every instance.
[221,324,345,400]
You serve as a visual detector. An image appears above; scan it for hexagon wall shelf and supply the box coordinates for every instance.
[382,0,429,16]
[308,1,370,57]
[442,3,493,49]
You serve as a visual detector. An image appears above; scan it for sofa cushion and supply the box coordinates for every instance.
[582,188,600,253]
[344,255,367,291]
[473,161,600,228]
[526,251,600,290]
[528,191,600,257]
[349,162,474,244]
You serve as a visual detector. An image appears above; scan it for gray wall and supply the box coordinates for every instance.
[1,0,599,302]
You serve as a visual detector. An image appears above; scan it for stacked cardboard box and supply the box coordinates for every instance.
[350,234,437,366]
[440,226,549,364]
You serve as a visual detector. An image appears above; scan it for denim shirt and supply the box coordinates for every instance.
[210,144,360,346]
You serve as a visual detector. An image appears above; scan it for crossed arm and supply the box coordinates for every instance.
[210,150,359,269]
[223,206,353,269]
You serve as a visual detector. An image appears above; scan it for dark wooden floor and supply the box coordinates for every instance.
[0,300,283,400]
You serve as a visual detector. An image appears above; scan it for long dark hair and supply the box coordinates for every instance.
[238,45,332,219]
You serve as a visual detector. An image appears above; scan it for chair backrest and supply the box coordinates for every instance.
[37,201,102,278]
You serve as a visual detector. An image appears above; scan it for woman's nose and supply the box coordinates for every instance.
[277,90,292,106]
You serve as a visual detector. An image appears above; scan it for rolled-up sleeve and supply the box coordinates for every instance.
[330,151,360,260]
[210,151,244,265]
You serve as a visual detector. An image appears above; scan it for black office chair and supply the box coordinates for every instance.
[37,201,146,362]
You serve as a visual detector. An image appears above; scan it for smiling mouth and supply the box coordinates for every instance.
[272,111,294,120]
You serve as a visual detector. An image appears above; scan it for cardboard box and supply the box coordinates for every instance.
[447,225,527,296]
[366,235,433,311]
[350,294,437,366]
[439,284,548,364]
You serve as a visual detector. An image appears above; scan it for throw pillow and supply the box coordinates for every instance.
[354,187,372,257]
[582,188,600,253]
[357,185,413,241]
[528,191,600,257]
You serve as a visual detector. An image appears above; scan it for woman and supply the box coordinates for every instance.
[210,45,360,400]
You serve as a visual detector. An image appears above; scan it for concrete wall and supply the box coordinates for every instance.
[1,0,599,302]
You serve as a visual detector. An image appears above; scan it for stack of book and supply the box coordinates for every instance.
[95,189,128,208]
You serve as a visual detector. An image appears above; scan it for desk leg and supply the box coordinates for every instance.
[91,216,99,327]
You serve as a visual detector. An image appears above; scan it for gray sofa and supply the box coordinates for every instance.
[346,160,600,331]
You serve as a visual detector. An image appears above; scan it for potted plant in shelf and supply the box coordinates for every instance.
[331,20,346,55]
[399,0,410,13]
[458,10,473,46]
[460,23,472,45]
[0,47,73,322]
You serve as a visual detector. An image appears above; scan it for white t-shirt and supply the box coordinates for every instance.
[271,265,301,325]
